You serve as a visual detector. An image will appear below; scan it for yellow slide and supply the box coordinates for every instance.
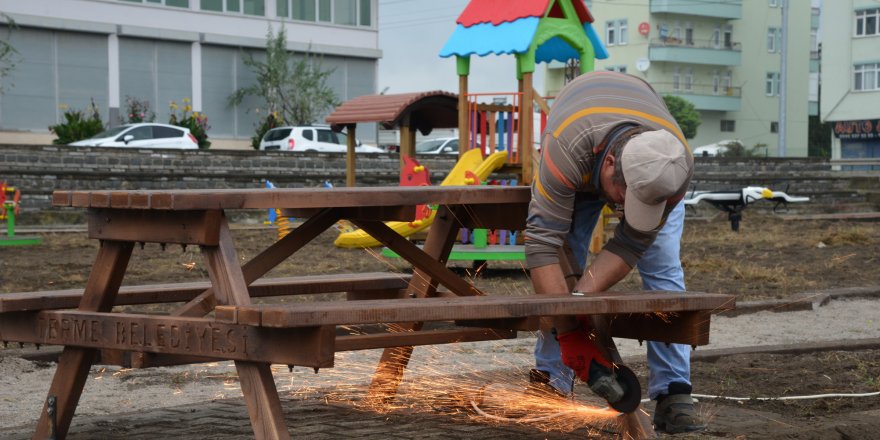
[334,150,508,248]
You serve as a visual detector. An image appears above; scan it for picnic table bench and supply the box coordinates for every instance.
[0,186,735,439]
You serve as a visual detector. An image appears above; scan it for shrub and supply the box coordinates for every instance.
[251,111,285,150]
[121,96,156,124]
[168,98,211,149]
[49,100,105,144]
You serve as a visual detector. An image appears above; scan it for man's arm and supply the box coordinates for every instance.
[532,250,633,334]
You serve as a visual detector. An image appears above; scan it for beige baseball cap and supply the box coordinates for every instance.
[621,130,693,232]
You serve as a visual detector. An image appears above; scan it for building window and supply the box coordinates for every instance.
[712,26,721,48]
[606,21,617,45]
[713,71,720,95]
[766,72,780,96]
[279,0,369,26]
[769,0,778,7]
[685,22,693,45]
[672,68,681,90]
[605,65,627,73]
[720,120,735,132]
[122,0,189,7]
[202,0,264,15]
[855,8,880,37]
[770,122,779,133]
[723,70,733,95]
[767,27,783,52]
[854,63,880,91]
[619,20,628,45]
[684,68,693,91]
[724,25,733,49]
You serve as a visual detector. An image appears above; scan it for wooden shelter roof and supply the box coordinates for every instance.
[325,91,459,135]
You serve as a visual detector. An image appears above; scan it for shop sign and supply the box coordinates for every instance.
[833,119,880,139]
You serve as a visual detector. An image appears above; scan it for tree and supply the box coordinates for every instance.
[662,95,701,139]
[228,27,338,126]
[0,14,20,95]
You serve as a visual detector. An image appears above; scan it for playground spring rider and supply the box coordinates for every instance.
[0,181,21,221]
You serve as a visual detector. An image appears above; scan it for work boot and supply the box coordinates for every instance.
[653,394,706,434]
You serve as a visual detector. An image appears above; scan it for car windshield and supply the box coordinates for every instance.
[89,126,130,139]
[263,128,292,142]
[416,139,446,153]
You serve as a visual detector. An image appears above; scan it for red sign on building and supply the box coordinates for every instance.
[833,119,880,139]
[638,22,650,36]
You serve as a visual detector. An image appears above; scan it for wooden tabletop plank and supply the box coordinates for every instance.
[220,292,736,328]
[52,186,531,210]
[0,272,412,313]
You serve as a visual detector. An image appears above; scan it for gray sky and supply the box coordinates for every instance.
[377,0,545,95]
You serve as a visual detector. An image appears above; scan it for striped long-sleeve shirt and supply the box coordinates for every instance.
[525,71,692,269]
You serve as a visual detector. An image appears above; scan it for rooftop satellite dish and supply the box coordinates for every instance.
[636,58,651,72]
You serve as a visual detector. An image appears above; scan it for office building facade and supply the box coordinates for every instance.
[0,0,380,148]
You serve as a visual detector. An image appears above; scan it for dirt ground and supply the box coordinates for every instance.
[1,213,879,439]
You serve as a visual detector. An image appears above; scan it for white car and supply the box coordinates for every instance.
[69,123,198,149]
[415,137,459,155]
[259,126,381,153]
[693,140,738,157]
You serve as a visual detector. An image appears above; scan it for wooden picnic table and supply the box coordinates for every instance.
[0,186,735,439]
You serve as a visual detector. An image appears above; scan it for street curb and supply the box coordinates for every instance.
[719,286,880,317]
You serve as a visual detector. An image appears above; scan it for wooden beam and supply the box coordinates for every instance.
[0,311,335,367]
[281,205,416,222]
[0,273,411,313]
[521,72,534,185]
[54,187,532,210]
[34,241,134,440]
[346,124,356,187]
[336,328,515,351]
[223,292,734,330]
[88,209,222,245]
[350,219,483,298]
[458,74,468,157]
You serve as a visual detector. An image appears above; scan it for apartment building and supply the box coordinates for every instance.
[821,1,880,167]
[545,0,812,156]
[0,0,380,148]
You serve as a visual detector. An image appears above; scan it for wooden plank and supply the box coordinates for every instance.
[88,208,222,245]
[172,208,343,317]
[0,311,335,367]
[351,219,482,298]
[228,292,734,329]
[521,72,534,184]
[346,124,356,187]
[34,241,134,440]
[53,184,531,210]
[455,311,712,346]
[458,74,468,156]
[0,273,412,313]
[455,203,528,230]
[369,204,464,402]
[202,217,291,440]
[336,328,516,351]
[280,205,416,222]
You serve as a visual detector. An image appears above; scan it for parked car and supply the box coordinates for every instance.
[415,137,459,155]
[259,125,380,153]
[693,140,738,157]
[69,123,198,149]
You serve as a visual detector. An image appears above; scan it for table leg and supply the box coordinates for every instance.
[33,241,134,440]
[558,245,657,439]
[201,216,290,440]
[173,208,341,317]
[367,205,462,403]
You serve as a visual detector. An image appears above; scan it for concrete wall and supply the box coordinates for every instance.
[2,145,877,216]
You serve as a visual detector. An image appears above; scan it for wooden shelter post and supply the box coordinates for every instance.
[456,56,470,157]
[346,124,357,187]
[521,72,534,185]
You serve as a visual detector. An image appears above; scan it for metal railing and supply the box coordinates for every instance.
[651,82,742,97]
[650,37,742,52]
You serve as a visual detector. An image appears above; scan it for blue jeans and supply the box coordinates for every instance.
[533,200,690,400]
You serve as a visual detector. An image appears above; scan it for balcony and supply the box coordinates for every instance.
[652,83,741,112]
[649,38,741,67]
[650,0,741,19]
